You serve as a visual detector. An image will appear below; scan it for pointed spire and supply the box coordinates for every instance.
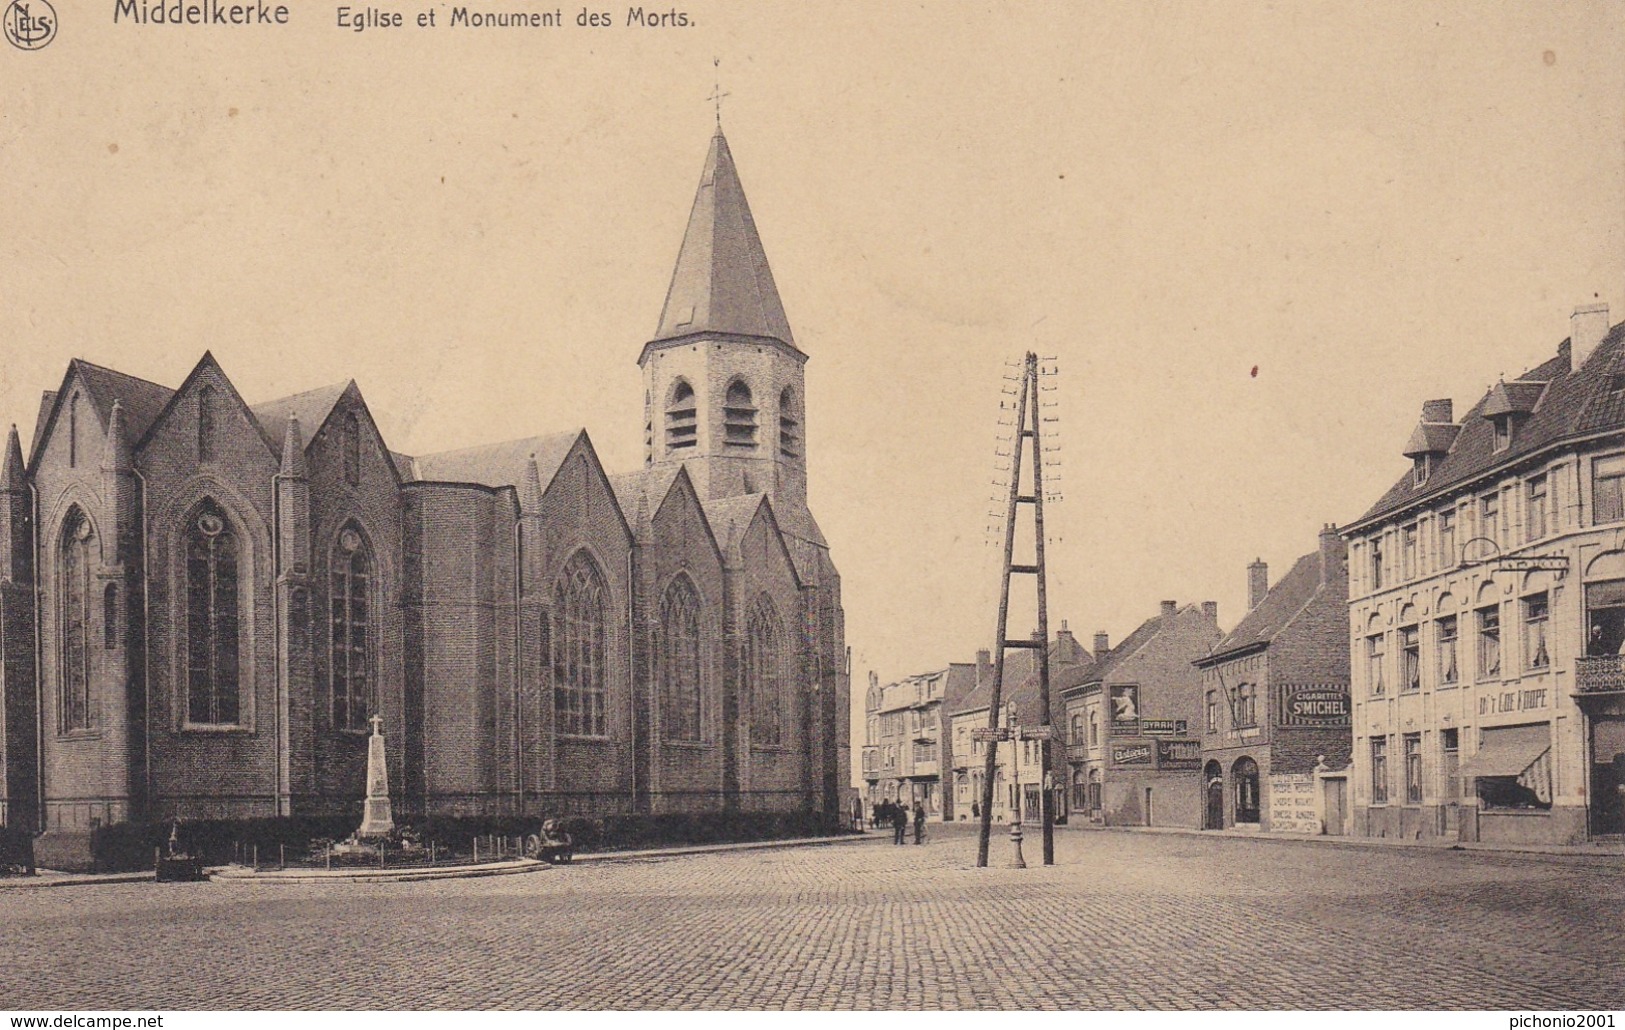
[521,453,543,512]
[1,424,24,491]
[651,131,797,351]
[106,399,132,472]
[280,414,308,478]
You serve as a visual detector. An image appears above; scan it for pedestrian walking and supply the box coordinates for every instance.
[912,801,926,845]
[891,802,907,845]
[851,796,865,832]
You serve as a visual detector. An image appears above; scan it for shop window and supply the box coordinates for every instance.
[1233,757,1260,823]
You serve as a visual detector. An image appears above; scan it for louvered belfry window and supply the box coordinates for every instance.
[724,380,757,449]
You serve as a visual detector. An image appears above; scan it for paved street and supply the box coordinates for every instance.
[2,823,1622,1010]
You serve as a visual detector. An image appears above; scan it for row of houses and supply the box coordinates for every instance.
[864,301,1625,847]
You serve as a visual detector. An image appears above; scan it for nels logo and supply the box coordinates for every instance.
[4,0,56,50]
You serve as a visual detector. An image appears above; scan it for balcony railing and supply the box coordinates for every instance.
[1575,655,1625,695]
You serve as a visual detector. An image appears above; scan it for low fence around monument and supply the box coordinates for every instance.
[69,791,848,872]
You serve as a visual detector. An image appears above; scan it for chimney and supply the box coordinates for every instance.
[1572,302,1610,369]
[869,670,879,691]
[1093,631,1109,656]
[1160,600,1178,619]
[1202,601,1218,624]
[1420,399,1453,424]
[1247,559,1268,611]
[976,649,991,688]
[1054,620,1081,665]
[1320,523,1347,586]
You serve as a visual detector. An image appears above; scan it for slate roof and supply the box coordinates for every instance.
[607,465,682,530]
[1356,323,1625,528]
[949,642,1094,718]
[1075,612,1170,688]
[649,130,798,352]
[409,431,580,490]
[1199,551,1323,665]
[699,493,767,551]
[73,360,175,445]
[249,381,350,443]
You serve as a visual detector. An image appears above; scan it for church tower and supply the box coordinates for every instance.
[640,129,808,512]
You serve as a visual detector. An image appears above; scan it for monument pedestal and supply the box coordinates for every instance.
[356,714,395,838]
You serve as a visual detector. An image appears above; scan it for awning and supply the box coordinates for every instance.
[1458,724,1551,779]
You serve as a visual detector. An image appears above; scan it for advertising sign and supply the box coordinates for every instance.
[1268,773,1319,832]
[1109,684,1141,735]
[1111,742,1153,766]
[1279,687,1351,727]
[1156,739,1202,770]
[1142,719,1188,736]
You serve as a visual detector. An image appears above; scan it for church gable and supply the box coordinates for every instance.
[649,466,723,568]
[136,353,278,480]
[297,381,403,493]
[535,431,634,556]
[734,497,802,599]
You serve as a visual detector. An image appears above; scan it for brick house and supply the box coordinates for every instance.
[860,666,963,820]
[1343,302,1625,845]
[948,626,1088,825]
[1060,602,1222,828]
[1192,526,1351,833]
[0,127,849,868]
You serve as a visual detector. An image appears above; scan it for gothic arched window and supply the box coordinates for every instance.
[343,412,361,486]
[660,575,702,741]
[553,550,608,737]
[723,380,757,449]
[197,385,215,462]
[59,508,94,732]
[779,386,800,459]
[745,596,782,746]
[330,525,373,732]
[665,380,697,453]
[186,502,241,726]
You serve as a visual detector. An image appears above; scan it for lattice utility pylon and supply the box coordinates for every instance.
[976,350,1057,868]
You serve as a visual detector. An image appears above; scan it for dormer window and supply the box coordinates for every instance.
[1492,415,1511,453]
[1413,454,1431,486]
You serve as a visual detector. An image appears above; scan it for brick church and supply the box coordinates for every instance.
[0,128,849,867]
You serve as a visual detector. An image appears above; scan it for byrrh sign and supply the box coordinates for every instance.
[1279,687,1351,727]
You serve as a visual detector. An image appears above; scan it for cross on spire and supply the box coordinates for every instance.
[707,57,729,128]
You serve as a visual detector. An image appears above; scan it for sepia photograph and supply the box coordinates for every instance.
[0,0,1622,1017]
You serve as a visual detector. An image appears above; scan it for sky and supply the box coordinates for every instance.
[3,3,1623,749]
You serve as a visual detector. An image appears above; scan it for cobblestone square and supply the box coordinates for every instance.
[2,825,1622,1010]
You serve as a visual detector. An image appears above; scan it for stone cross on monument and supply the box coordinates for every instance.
[357,712,395,838]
